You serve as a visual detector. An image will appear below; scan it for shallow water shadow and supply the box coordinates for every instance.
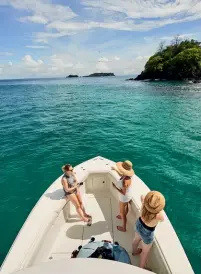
[66,221,109,240]
[45,189,65,200]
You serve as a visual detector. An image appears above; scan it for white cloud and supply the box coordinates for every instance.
[73,63,84,70]
[33,31,76,43]
[96,56,110,72]
[114,56,120,61]
[50,54,73,71]
[1,0,201,49]
[0,36,161,78]
[136,55,150,61]
[160,33,197,41]
[143,32,200,42]
[34,38,48,44]
[45,13,201,35]
[0,52,13,56]
[2,0,201,49]
[47,21,93,31]
[80,0,201,31]
[22,55,44,67]
[98,57,109,62]
[46,20,134,32]
[46,20,145,33]
[0,61,13,77]
[19,15,48,24]
[2,0,77,24]
[82,0,201,20]
[96,61,109,72]
[26,45,49,49]
[0,51,150,78]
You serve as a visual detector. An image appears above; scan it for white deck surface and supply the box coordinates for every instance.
[15,258,153,274]
[44,191,139,267]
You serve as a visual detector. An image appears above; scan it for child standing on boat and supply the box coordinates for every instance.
[112,160,134,232]
[132,191,165,269]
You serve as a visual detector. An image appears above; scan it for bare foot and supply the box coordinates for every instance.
[83,216,92,226]
[117,226,126,232]
[116,215,122,220]
[132,248,142,256]
[83,217,89,223]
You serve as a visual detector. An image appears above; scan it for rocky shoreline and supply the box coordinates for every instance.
[126,77,201,83]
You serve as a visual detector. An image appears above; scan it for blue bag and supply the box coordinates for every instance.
[74,238,131,264]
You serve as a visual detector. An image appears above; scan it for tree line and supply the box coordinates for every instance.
[135,36,201,81]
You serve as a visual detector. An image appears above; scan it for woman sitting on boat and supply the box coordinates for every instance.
[132,191,165,269]
[61,164,91,225]
[112,160,134,232]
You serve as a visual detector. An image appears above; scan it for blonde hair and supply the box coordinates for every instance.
[141,191,165,224]
[141,207,157,224]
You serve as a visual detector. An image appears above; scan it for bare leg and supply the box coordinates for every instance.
[132,232,142,255]
[139,241,153,268]
[116,201,122,219]
[117,202,127,232]
[117,202,130,220]
[69,194,88,222]
[125,203,129,215]
[122,203,128,230]
[76,191,91,218]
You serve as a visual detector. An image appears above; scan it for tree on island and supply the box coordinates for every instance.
[85,73,115,77]
[157,41,166,53]
[134,37,201,81]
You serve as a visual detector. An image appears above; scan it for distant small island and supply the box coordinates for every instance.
[85,73,115,77]
[66,75,79,78]
[128,38,201,82]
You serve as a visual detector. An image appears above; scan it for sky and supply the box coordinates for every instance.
[0,0,201,79]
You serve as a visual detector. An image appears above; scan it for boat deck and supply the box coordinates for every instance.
[33,191,139,267]
[1,157,194,274]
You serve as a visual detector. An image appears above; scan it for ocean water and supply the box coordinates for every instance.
[0,77,200,273]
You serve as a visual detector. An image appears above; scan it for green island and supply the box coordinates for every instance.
[132,38,201,82]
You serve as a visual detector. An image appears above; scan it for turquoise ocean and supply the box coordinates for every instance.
[0,77,200,273]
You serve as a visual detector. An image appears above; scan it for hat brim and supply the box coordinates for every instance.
[144,191,165,214]
[116,162,134,177]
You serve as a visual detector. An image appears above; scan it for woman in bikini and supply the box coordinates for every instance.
[132,191,165,268]
[61,164,91,225]
[112,160,134,232]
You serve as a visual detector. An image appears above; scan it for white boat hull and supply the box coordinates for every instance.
[0,156,194,274]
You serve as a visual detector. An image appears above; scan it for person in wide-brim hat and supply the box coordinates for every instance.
[111,160,135,232]
[143,191,165,214]
[116,160,135,177]
[132,190,165,269]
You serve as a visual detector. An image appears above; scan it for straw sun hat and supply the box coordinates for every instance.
[116,160,134,177]
[144,191,165,214]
